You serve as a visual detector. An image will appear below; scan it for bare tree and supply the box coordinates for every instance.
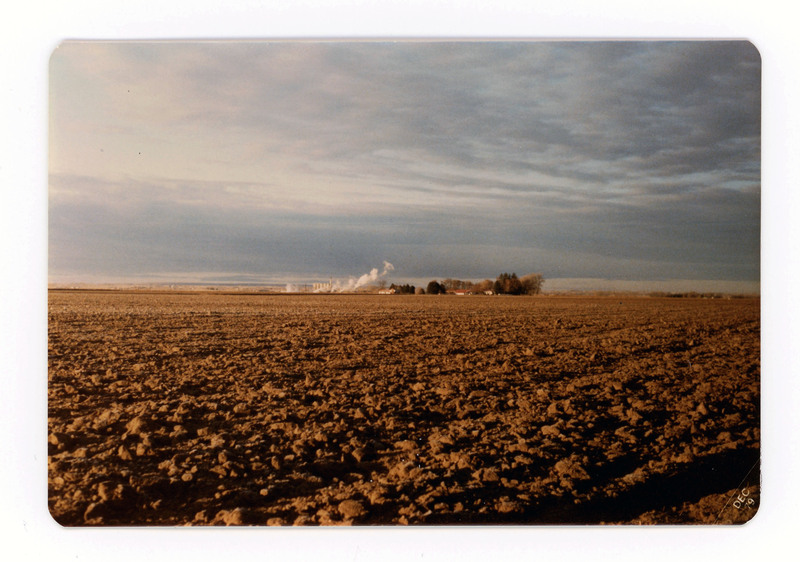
[520,273,544,295]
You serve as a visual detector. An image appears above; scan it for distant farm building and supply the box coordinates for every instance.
[378,288,396,295]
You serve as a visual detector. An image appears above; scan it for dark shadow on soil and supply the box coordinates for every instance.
[425,446,760,525]
[537,447,759,524]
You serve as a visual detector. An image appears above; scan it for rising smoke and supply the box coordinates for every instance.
[284,262,395,293]
[313,261,395,293]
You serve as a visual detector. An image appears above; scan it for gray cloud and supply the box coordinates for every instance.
[49,40,760,288]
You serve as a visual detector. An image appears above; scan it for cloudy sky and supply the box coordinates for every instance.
[49,40,760,291]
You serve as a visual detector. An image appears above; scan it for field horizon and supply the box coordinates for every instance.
[46,277,760,297]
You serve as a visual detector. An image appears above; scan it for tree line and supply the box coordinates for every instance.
[389,283,417,295]
[422,273,544,295]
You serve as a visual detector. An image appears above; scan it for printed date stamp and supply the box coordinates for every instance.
[716,460,760,524]
[732,487,757,511]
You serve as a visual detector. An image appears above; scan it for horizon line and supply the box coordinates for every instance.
[46,275,760,296]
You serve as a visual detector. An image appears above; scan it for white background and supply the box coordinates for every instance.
[2,1,798,560]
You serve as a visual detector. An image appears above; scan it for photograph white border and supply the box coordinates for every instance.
[3,1,798,560]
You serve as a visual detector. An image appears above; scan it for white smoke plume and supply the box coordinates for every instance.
[313,261,395,292]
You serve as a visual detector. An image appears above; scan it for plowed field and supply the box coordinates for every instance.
[47,291,760,525]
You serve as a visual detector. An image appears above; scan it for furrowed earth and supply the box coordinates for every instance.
[47,291,760,526]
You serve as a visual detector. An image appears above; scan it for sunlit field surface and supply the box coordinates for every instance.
[48,291,760,525]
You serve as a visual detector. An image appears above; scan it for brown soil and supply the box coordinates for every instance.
[47,291,760,526]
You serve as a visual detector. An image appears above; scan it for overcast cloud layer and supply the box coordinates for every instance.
[49,41,760,291]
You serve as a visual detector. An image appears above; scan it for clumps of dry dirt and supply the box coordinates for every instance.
[48,291,760,525]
